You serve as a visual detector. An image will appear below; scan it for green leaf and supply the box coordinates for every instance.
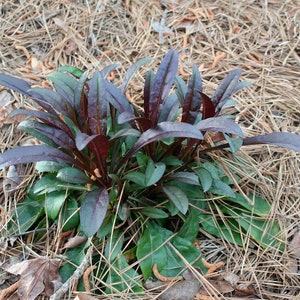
[178,208,200,242]
[145,160,166,187]
[105,230,124,261]
[10,194,45,234]
[162,185,189,214]
[58,66,84,78]
[194,168,212,192]
[105,254,143,293]
[140,207,168,219]
[136,223,170,279]
[226,193,271,217]
[57,167,91,184]
[80,188,109,237]
[45,191,67,220]
[123,171,145,187]
[224,134,243,153]
[168,171,200,186]
[35,161,70,173]
[60,197,80,231]
[210,179,236,198]
[33,173,65,195]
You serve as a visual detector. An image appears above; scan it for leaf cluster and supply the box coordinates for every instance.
[1,50,299,289]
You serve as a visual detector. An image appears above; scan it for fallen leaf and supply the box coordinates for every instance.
[75,292,99,300]
[63,235,88,249]
[5,257,62,299]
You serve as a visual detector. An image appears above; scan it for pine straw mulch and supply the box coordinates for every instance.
[0,0,299,299]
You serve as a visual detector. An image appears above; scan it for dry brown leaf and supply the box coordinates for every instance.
[63,236,88,249]
[5,257,62,299]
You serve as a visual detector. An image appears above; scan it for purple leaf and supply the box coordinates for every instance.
[0,145,76,169]
[211,68,242,115]
[100,64,119,79]
[196,117,243,137]
[104,80,133,114]
[121,57,152,92]
[19,120,76,150]
[88,71,107,135]
[28,87,75,117]
[9,109,69,132]
[114,122,203,171]
[243,132,300,152]
[149,50,178,124]
[0,73,31,95]
[181,65,202,124]
[80,188,109,237]
[143,70,154,118]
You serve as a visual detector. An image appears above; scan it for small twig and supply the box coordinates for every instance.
[153,264,182,282]
[0,281,19,300]
[211,51,226,69]
[50,245,93,300]
[202,258,224,277]
[83,266,97,291]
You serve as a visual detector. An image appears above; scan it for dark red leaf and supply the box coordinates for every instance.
[143,70,154,118]
[88,71,107,135]
[149,50,178,125]
[0,145,76,169]
[181,65,202,124]
[243,132,300,152]
[201,92,215,120]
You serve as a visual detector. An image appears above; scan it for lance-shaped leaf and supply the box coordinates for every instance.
[18,120,76,150]
[104,80,133,114]
[242,132,300,152]
[28,87,75,117]
[201,92,216,120]
[9,109,69,132]
[211,68,242,115]
[74,70,89,114]
[0,145,76,169]
[130,121,203,153]
[174,75,187,105]
[0,73,31,95]
[114,122,203,172]
[121,57,152,92]
[57,167,92,184]
[196,117,243,137]
[162,185,189,215]
[88,71,107,135]
[148,50,178,124]
[80,188,109,237]
[59,65,84,78]
[143,69,154,118]
[46,71,77,105]
[158,94,180,122]
[100,63,119,79]
[181,65,202,124]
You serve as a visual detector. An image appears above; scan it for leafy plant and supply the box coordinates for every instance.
[1,50,300,291]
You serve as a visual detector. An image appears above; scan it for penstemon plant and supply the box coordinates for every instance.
[1,50,300,290]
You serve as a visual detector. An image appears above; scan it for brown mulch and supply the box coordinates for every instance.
[0,0,299,299]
